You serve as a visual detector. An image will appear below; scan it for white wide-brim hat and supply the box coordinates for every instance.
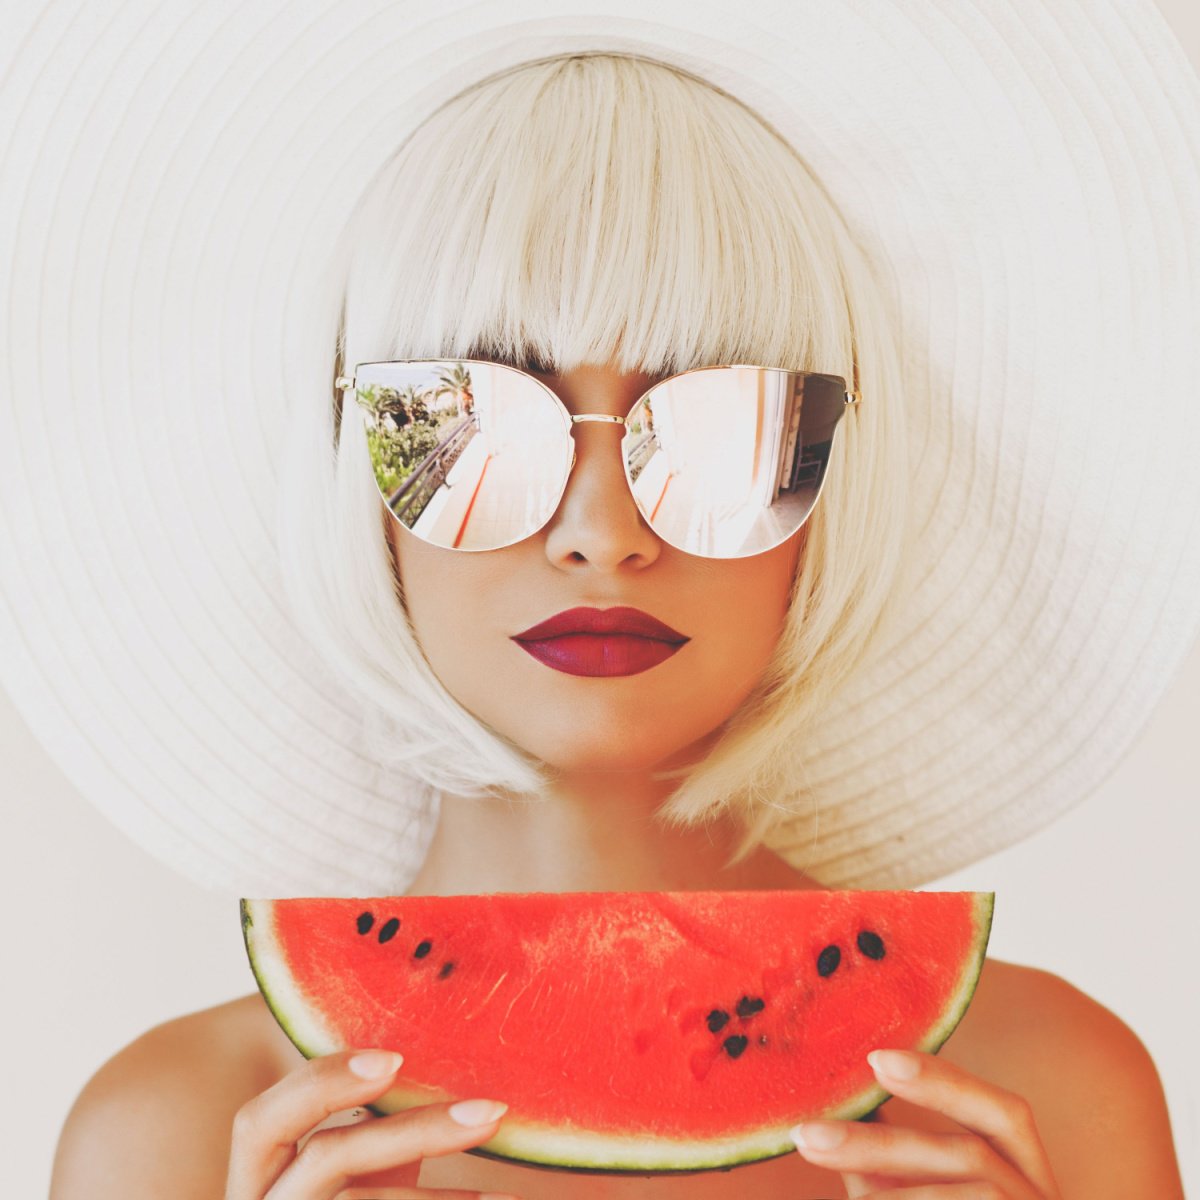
[1,1,1198,896]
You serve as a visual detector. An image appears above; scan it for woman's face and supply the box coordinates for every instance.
[387,362,805,775]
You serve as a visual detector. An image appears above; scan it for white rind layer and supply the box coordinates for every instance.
[242,898,344,1058]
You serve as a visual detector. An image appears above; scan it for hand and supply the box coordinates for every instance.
[224,1047,522,1200]
[789,1049,1062,1199]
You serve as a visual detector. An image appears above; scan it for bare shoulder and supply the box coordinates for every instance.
[949,956,1162,1082]
[940,957,1185,1197]
[50,992,295,1200]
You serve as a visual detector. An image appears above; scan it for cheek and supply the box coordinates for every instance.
[386,522,527,721]
[712,530,804,625]
[387,522,474,654]
[699,538,803,673]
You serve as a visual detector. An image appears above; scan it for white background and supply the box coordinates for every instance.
[5,2,1198,1195]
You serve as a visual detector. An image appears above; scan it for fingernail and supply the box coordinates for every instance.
[449,1097,509,1125]
[790,1121,847,1151]
[348,1050,404,1078]
[868,1048,919,1080]
[480,1194,523,1200]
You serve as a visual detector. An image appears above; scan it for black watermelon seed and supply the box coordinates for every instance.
[723,1035,748,1059]
[758,1035,768,1046]
[378,917,399,944]
[735,996,765,1019]
[413,940,433,959]
[706,1009,730,1034]
[857,930,886,959]
[356,912,374,935]
[817,944,842,977]
[438,961,455,979]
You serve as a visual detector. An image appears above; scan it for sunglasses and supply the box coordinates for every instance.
[335,360,860,560]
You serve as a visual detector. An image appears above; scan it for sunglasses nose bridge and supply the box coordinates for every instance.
[570,413,628,426]
[556,411,647,525]
[562,411,629,476]
[545,415,662,568]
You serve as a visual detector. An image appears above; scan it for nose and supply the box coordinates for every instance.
[541,418,663,571]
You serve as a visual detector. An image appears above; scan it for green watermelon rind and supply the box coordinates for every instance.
[240,892,994,1175]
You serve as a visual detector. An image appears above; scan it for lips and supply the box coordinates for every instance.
[512,606,690,678]
[514,606,687,641]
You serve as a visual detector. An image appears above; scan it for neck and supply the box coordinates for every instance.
[404,769,820,895]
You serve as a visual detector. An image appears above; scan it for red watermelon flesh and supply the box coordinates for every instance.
[241,890,993,1174]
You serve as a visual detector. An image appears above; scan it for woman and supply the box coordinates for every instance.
[30,32,1192,1200]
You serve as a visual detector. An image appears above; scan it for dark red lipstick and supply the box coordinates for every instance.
[511,606,690,677]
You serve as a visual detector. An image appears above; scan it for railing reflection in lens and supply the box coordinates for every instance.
[385,413,479,528]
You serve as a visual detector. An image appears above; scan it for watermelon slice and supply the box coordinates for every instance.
[241,890,993,1174]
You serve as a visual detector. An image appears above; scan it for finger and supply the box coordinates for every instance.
[791,1120,1036,1196]
[840,1169,907,1197]
[227,1049,407,1200]
[867,1049,1059,1196]
[265,1097,511,1200]
[323,1190,521,1200]
[338,1160,524,1199]
[839,1111,907,1198]
[845,1186,1015,1199]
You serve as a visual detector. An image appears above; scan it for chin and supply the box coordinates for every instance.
[511,723,721,776]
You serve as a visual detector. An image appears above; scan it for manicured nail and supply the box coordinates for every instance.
[348,1050,404,1078]
[791,1121,847,1151]
[449,1097,509,1125]
[868,1048,920,1080]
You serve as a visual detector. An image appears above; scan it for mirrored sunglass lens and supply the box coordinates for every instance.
[355,360,570,550]
[623,367,846,558]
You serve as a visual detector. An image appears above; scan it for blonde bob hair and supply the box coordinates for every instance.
[277,52,912,876]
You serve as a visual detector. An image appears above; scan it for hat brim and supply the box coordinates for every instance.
[1,0,1198,892]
